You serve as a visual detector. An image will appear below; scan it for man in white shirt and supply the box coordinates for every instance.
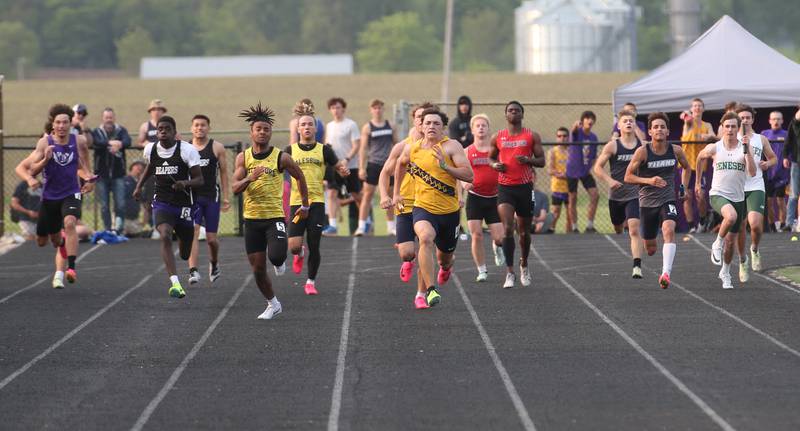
[323,97,361,236]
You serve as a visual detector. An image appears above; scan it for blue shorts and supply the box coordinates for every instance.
[396,212,415,244]
[192,196,221,233]
[412,207,460,253]
[152,200,194,230]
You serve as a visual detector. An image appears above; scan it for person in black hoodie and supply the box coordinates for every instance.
[91,107,132,232]
[449,95,474,148]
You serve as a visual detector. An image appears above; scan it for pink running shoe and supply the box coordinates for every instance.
[437,266,452,286]
[304,282,318,295]
[58,231,67,259]
[293,246,306,274]
[658,273,670,289]
[65,268,77,284]
[400,261,415,283]
[414,295,429,309]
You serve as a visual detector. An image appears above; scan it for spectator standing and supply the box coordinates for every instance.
[761,111,789,231]
[611,102,646,141]
[91,107,132,232]
[680,98,716,232]
[567,111,600,233]
[356,99,397,236]
[123,161,145,236]
[549,127,572,232]
[323,97,361,236]
[449,95,473,148]
[781,106,800,231]
[71,103,93,146]
[10,179,42,240]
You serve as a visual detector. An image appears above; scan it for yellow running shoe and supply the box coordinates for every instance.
[426,287,441,307]
[169,282,186,298]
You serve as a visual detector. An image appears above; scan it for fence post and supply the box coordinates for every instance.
[393,100,410,141]
[235,141,244,236]
[0,75,4,237]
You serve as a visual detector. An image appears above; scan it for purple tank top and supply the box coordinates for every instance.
[43,134,81,200]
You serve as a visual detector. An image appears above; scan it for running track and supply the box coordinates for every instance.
[1,233,799,430]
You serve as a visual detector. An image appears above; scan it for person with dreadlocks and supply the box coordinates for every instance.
[134,115,204,299]
[286,103,349,295]
[232,102,309,320]
[15,103,94,289]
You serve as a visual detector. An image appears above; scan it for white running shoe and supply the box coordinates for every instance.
[198,226,207,241]
[520,266,531,287]
[274,262,286,276]
[354,226,367,237]
[739,255,750,283]
[188,269,201,285]
[476,271,488,282]
[258,301,282,320]
[631,266,643,279]
[750,248,761,271]
[719,267,733,289]
[52,275,64,289]
[493,245,505,267]
[150,229,161,240]
[710,239,722,266]
[503,272,515,289]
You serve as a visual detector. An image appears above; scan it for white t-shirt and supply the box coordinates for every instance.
[709,139,747,202]
[326,118,360,170]
[143,141,201,168]
[737,131,765,192]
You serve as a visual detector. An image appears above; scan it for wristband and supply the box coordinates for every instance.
[300,205,310,211]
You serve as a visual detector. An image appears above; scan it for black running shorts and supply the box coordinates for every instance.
[412,207,460,253]
[288,202,326,237]
[466,193,500,224]
[640,201,679,240]
[608,198,640,226]
[497,183,533,218]
[36,195,82,237]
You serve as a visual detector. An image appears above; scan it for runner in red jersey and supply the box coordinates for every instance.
[463,114,505,282]
[489,101,545,289]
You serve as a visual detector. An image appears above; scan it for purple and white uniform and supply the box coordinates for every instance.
[37,134,83,236]
[143,140,201,229]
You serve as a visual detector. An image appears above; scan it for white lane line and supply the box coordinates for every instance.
[687,235,800,295]
[603,235,800,359]
[327,237,358,431]
[0,262,164,391]
[0,243,102,305]
[453,273,538,431]
[130,274,253,431]
[531,246,736,431]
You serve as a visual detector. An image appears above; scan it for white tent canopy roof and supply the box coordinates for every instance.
[613,15,800,114]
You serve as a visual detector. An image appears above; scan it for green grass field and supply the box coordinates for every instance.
[775,266,800,285]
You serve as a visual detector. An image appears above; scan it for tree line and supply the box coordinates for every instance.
[0,0,797,78]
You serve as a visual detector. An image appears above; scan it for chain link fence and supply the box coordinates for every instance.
[2,129,289,238]
[397,101,618,233]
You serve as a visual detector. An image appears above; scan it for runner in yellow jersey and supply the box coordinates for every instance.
[680,97,717,232]
[287,105,349,295]
[379,102,434,284]
[393,108,473,309]
[232,102,309,320]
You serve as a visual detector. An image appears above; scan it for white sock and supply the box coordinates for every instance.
[662,243,676,275]
[169,275,180,285]
[298,247,305,257]
[358,220,367,230]
[328,218,337,228]
[714,234,724,245]
[416,291,426,298]
[586,220,594,229]
[269,296,280,306]
[55,271,64,280]
[721,262,730,274]
[387,220,396,231]
[306,278,315,285]
[775,221,782,230]
[477,264,487,273]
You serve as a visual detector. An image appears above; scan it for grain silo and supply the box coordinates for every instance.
[515,0,636,73]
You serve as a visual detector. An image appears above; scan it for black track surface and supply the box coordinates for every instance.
[1,233,799,430]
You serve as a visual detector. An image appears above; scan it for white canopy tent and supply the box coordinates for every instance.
[613,15,800,114]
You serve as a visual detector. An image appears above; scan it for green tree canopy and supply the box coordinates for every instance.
[0,21,40,79]
[356,12,442,72]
